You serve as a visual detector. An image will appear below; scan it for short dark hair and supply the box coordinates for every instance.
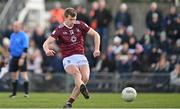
[64,7,77,17]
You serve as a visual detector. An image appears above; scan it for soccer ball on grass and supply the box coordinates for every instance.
[121,87,137,102]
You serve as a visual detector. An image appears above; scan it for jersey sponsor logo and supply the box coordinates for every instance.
[69,30,74,35]
[71,35,77,43]
[76,28,80,32]
[62,32,68,35]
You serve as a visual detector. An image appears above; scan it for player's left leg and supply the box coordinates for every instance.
[67,64,90,100]
[21,72,29,97]
[21,59,29,98]
[79,64,90,99]
[67,59,90,101]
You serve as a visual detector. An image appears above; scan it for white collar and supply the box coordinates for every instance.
[63,22,74,29]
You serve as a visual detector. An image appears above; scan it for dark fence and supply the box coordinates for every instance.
[0,72,179,93]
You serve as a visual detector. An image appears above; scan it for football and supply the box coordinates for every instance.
[122,87,137,102]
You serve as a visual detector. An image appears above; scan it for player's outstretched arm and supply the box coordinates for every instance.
[87,28,101,57]
[43,36,56,56]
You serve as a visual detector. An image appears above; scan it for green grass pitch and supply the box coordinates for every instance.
[0,92,180,108]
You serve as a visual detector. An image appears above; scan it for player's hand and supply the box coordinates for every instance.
[45,49,56,56]
[93,50,100,58]
[18,58,24,67]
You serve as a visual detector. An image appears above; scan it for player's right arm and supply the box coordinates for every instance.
[43,36,56,56]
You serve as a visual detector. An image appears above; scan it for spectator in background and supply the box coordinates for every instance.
[152,53,170,92]
[89,1,99,19]
[116,42,132,77]
[173,14,180,44]
[171,39,180,54]
[28,39,42,74]
[3,24,13,39]
[140,29,153,55]
[0,38,10,63]
[170,62,180,92]
[148,13,163,41]
[28,49,43,74]
[169,55,177,71]
[0,32,3,45]
[94,0,112,53]
[115,26,126,43]
[158,31,170,53]
[89,1,99,30]
[128,36,137,54]
[49,2,64,32]
[95,39,114,72]
[115,3,132,30]
[131,43,144,72]
[0,38,10,78]
[124,33,144,72]
[95,52,115,72]
[127,36,144,72]
[164,6,178,43]
[148,46,161,69]
[32,25,47,70]
[146,2,163,29]
[112,36,123,55]
[32,25,46,52]
[123,26,135,43]
[97,36,123,72]
[76,5,90,26]
[139,29,155,71]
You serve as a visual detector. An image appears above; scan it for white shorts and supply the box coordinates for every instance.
[62,54,89,69]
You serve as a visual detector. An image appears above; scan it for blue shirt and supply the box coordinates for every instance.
[9,31,29,57]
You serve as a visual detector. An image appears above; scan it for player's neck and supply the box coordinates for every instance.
[63,21,74,29]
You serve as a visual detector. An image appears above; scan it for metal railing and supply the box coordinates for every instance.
[0,72,175,92]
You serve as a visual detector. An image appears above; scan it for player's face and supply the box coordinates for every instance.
[65,15,77,27]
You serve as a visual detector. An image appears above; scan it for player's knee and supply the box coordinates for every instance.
[11,75,16,79]
[22,72,29,81]
[23,77,29,81]
[72,72,81,77]
[12,73,19,80]
[82,76,89,84]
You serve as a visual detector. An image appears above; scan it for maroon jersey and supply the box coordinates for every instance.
[51,21,90,58]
